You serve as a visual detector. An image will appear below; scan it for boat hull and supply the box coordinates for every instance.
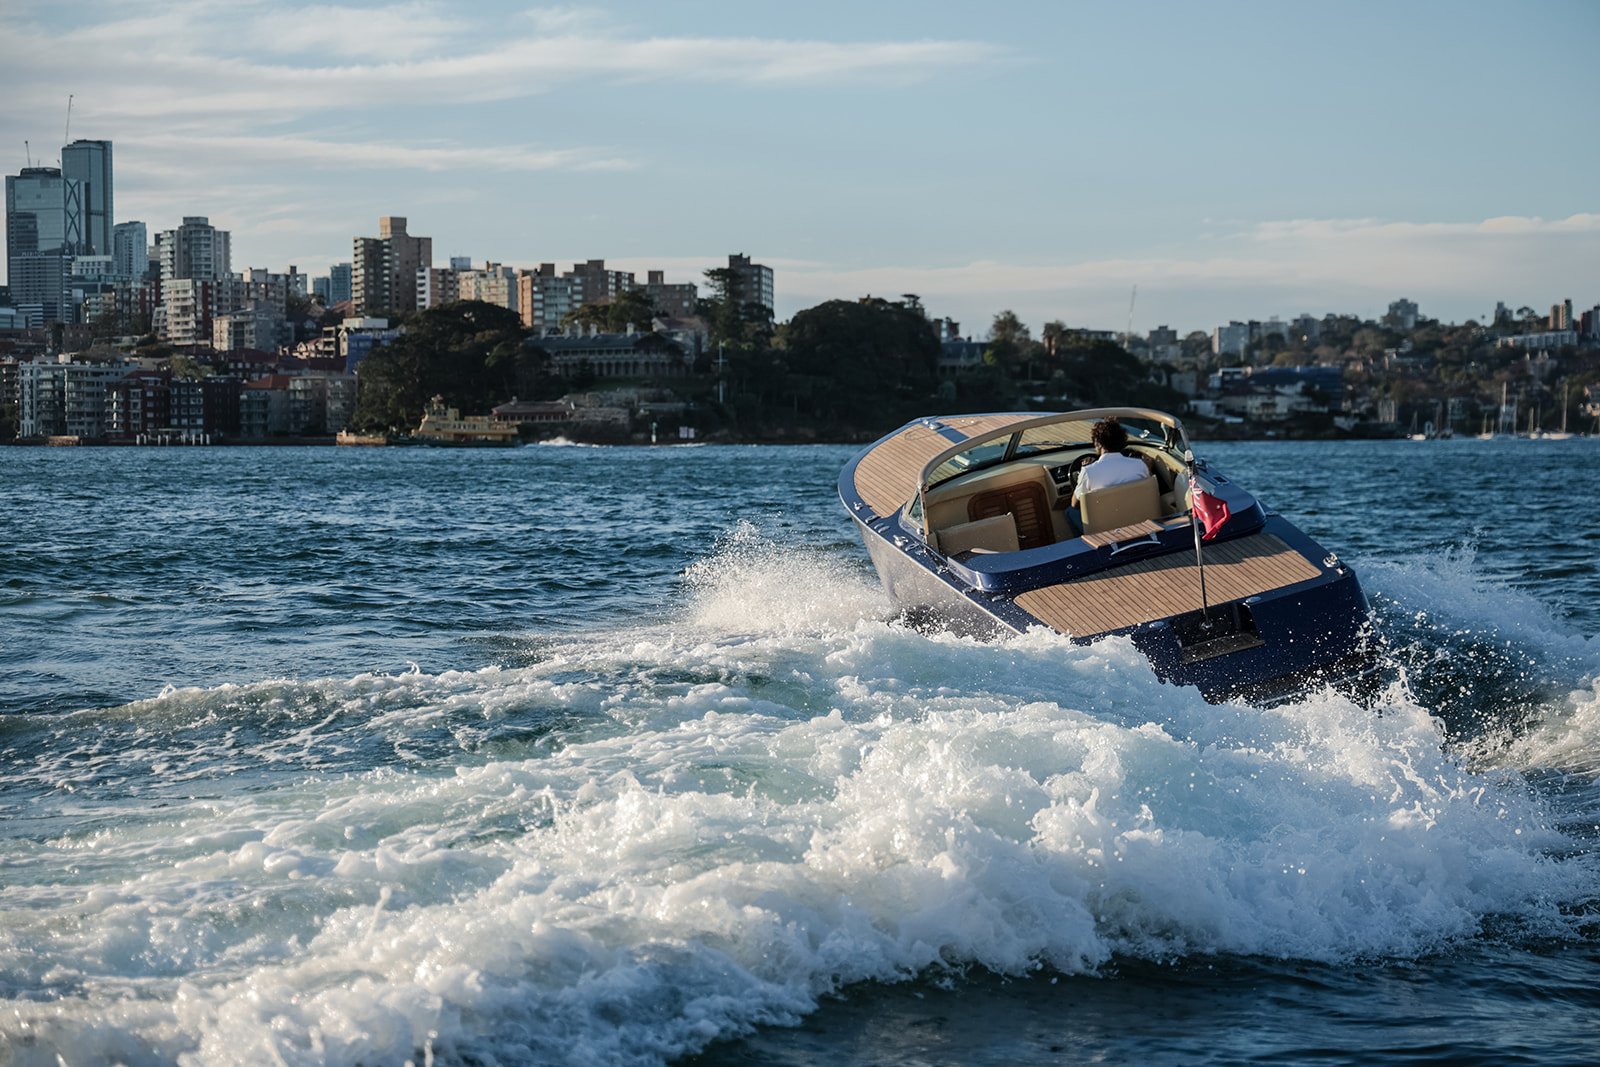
[850,509,1370,703]
[839,409,1372,704]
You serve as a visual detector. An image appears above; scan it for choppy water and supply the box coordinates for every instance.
[1,438,1597,1066]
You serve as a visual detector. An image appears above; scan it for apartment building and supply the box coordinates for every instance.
[352,216,431,315]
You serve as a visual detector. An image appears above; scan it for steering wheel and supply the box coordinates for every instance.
[1057,452,1095,497]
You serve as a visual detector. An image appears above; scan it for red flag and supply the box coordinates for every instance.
[1189,475,1229,542]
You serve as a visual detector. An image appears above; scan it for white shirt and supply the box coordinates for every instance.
[1073,451,1149,503]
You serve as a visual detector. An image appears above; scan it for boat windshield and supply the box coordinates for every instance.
[923,438,1011,488]
[924,414,1179,492]
[1020,415,1172,456]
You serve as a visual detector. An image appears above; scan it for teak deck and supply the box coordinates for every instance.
[1015,533,1322,638]
[853,415,1035,519]
[1079,518,1165,548]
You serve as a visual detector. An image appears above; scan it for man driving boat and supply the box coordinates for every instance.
[1067,417,1151,534]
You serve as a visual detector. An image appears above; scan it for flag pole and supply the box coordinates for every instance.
[1185,451,1212,623]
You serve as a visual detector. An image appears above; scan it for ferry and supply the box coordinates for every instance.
[839,408,1371,702]
[414,396,518,447]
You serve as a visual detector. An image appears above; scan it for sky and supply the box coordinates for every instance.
[1,0,1597,337]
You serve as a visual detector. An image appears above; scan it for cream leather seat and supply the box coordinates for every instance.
[935,513,1020,555]
[1079,476,1161,535]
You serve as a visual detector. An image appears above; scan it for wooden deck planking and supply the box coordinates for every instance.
[853,425,948,518]
[936,414,1034,437]
[1015,533,1323,637]
[852,414,1036,519]
[1080,519,1162,548]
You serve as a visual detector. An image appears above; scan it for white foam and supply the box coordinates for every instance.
[684,519,887,636]
[1360,541,1600,666]
[531,436,603,448]
[4,543,1598,1066]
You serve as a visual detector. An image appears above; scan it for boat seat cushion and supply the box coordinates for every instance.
[1080,475,1161,535]
[967,482,1054,549]
[936,514,1020,556]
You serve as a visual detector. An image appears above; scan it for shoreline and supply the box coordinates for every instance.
[7,430,1592,448]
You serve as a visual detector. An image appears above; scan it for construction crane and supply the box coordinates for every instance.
[1125,285,1138,350]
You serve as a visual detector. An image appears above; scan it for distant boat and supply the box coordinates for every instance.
[335,431,388,447]
[1480,383,1507,439]
[414,396,518,447]
[1541,382,1574,440]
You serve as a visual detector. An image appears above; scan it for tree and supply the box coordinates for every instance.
[780,298,940,427]
[1053,336,1166,406]
[989,309,1030,346]
[1041,320,1067,359]
[700,267,743,349]
[168,354,209,380]
[985,309,1036,376]
[561,287,660,334]
[351,301,531,431]
[285,292,315,341]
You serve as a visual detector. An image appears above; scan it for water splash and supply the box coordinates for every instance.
[684,520,887,636]
[4,526,1599,1066]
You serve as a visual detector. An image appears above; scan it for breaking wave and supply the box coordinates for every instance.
[2,530,1597,1067]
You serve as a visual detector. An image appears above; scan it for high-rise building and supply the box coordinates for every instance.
[113,221,148,279]
[1387,298,1419,331]
[727,253,774,318]
[456,263,518,313]
[5,166,82,322]
[567,259,635,306]
[418,265,460,309]
[156,217,231,344]
[642,270,697,319]
[158,217,230,283]
[351,216,430,315]
[60,140,113,256]
[1212,321,1250,357]
[518,264,579,333]
[329,262,352,305]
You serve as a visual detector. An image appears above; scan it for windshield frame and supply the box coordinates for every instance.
[914,407,1191,533]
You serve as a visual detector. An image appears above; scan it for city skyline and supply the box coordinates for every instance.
[1,0,1597,335]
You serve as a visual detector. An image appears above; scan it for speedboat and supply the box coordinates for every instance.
[838,408,1371,702]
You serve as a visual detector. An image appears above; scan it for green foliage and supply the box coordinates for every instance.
[699,268,772,350]
[984,309,1038,374]
[1051,337,1184,409]
[351,301,545,432]
[562,288,660,333]
[168,355,209,381]
[779,298,941,426]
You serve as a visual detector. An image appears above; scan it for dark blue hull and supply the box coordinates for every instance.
[847,504,1371,704]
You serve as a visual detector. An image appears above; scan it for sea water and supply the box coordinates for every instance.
[1,439,1596,1066]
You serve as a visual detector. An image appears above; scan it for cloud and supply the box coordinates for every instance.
[770,214,1600,331]
[242,3,470,60]
[0,4,1006,128]
[128,134,635,175]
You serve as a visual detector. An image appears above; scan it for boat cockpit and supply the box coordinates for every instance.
[904,409,1200,557]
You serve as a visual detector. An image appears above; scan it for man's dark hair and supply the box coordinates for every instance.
[1091,417,1128,452]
